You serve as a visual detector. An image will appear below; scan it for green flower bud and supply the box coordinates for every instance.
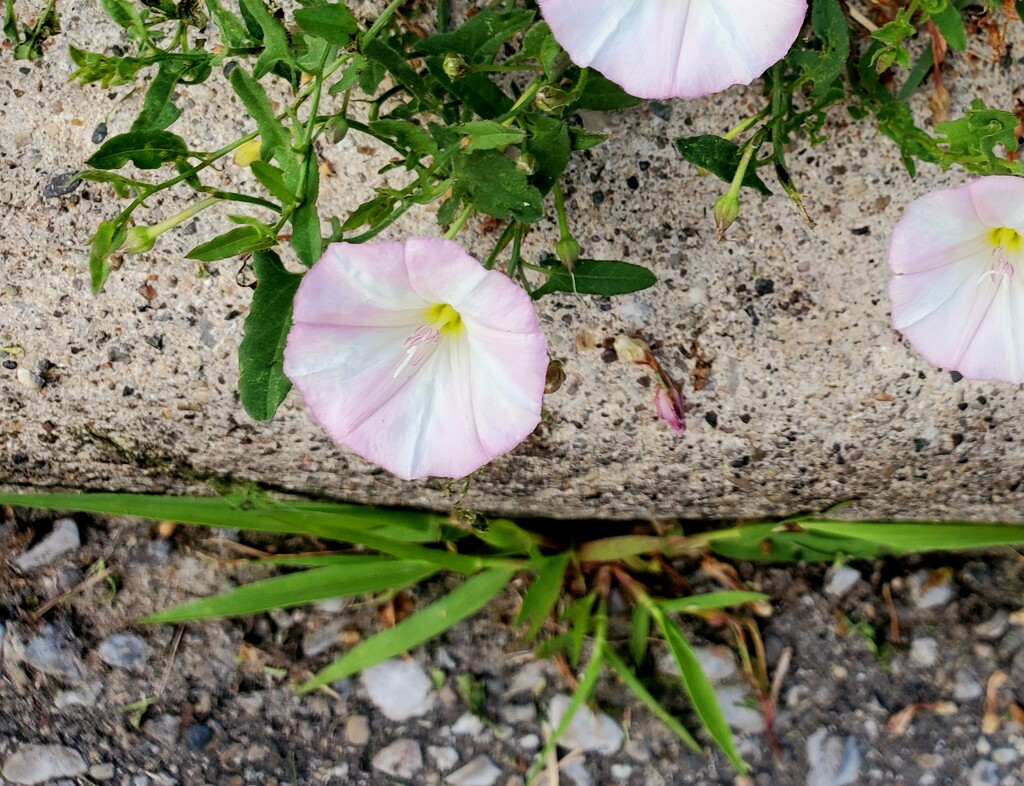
[443,53,469,81]
[556,235,580,270]
[534,86,570,113]
[516,153,536,176]
[120,226,156,254]
[713,192,740,242]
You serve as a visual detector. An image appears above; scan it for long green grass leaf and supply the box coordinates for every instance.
[654,609,746,773]
[604,649,701,753]
[516,552,570,642]
[143,560,437,623]
[297,567,515,693]
[658,591,770,614]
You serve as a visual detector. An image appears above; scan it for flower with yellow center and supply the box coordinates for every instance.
[888,176,1024,382]
[283,239,549,479]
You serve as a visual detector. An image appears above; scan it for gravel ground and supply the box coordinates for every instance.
[3,507,1024,786]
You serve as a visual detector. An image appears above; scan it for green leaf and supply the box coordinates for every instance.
[238,250,302,422]
[416,6,534,63]
[87,130,189,170]
[674,135,772,195]
[186,226,275,262]
[630,602,650,665]
[298,567,516,693]
[294,3,358,45]
[532,259,656,298]
[563,591,597,666]
[250,160,296,204]
[785,0,850,100]
[229,65,293,164]
[569,127,608,152]
[655,611,746,773]
[604,649,701,753]
[368,119,439,157]
[450,149,543,223]
[290,154,322,267]
[131,60,188,132]
[143,560,438,622]
[238,0,294,79]
[571,70,644,111]
[930,2,966,52]
[101,0,146,37]
[516,552,570,642]
[453,120,525,152]
[523,114,570,194]
[658,591,770,614]
[204,0,250,48]
[88,220,125,294]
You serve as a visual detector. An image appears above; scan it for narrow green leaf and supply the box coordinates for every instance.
[798,520,1024,553]
[87,130,189,170]
[143,560,437,622]
[658,591,770,614]
[453,120,525,152]
[675,135,772,196]
[532,259,656,298]
[564,591,597,666]
[238,250,302,421]
[250,160,296,204]
[229,66,292,162]
[88,220,124,294]
[290,154,322,267]
[186,226,275,262]
[604,649,701,753]
[298,567,516,693]
[294,3,358,45]
[655,611,746,772]
[930,3,967,52]
[630,602,650,665]
[516,552,570,642]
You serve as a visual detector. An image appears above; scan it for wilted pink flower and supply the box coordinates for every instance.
[283,239,548,480]
[614,335,686,434]
[888,176,1024,383]
[537,0,808,99]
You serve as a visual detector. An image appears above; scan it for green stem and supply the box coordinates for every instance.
[148,195,219,235]
[361,0,405,48]
[484,222,516,269]
[443,204,474,239]
[438,0,450,33]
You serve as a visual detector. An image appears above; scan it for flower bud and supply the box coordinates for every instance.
[325,116,350,144]
[443,53,468,81]
[515,153,536,176]
[556,235,580,270]
[233,139,262,167]
[534,86,570,112]
[713,192,740,242]
[120,226,156,254]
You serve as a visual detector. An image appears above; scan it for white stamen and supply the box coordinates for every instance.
[393,325,440,378]
[978,247,1015,287]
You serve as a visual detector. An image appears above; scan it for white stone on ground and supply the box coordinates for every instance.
[973,611,1009,640]
[908,570,954,609]
[503,661,546,697]
[97,633,151,671]
[301,619,349,657]
[824,565,862,598]
[53,681,102,709]
[371,739,422,780]
[343,715,370,746]
[13,519,80,571]
[444,755,502,786]
[427,745,459,772]
[909,637,939,668]
[548,695,624,755]
[806,727,862,786]
[451,712,486,736]
[968,760,998,786]
[2,744,88,785]
[560,758,594,786]
[715,685,767,734]
[360,658,435,721]
[658,645,737,682]
[953,670,983,701]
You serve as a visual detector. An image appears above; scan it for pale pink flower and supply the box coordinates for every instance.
[283,239,548,480]
[537,0,808,99]
[888,176,1024,383]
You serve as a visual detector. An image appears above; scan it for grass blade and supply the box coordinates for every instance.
[297,567,515,693]
[658,591,770,614]
[604,648,701,753]
[654,609,746,773]
[516,552,570,642]
[143,560,437,623]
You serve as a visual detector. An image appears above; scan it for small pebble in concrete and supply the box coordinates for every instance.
[824,565,862,598]
[716,685,767,734]
[610,764,634,781]
[498,703,537,725]
[968,760,998,786]
[184,723,214,751]
[88,762,116,781]
[451,712,486,736]
[371,739,423,780]
[21,625,84,680]
[360,658,435,721]
[2,744,88,785]
[344,715,370,745]
[301,618,349,657]
[503,661,546,697]
[142,714,181,746]
[953,670,983,701]
[974,611,1009,640]
[97,633,150,671]
[13,518,80,571]
[908,569,954,610]
[659,645,737,682]
[992,747,1019,765]
[427,745,459,772]
[560,758,594,786]
[15,366,45,390]
[445,755,502,786]
[806,728,861,786]
[909,637,939,668]
[548,695,624,755]
[53,681,103,709]
[518,734,540,751]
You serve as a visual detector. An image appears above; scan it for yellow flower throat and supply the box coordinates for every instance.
[426,303,463,335]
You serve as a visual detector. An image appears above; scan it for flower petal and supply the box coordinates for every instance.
[285,238,548,479]
[537,0,807,99]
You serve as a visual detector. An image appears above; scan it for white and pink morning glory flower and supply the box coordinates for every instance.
[283,239,549,480]
[536,0,808,99]
[888,176,1024,383]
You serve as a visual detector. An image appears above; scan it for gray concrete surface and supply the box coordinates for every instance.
[3,2,1024,520]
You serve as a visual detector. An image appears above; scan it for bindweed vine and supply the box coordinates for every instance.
[7,0,1024,470]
